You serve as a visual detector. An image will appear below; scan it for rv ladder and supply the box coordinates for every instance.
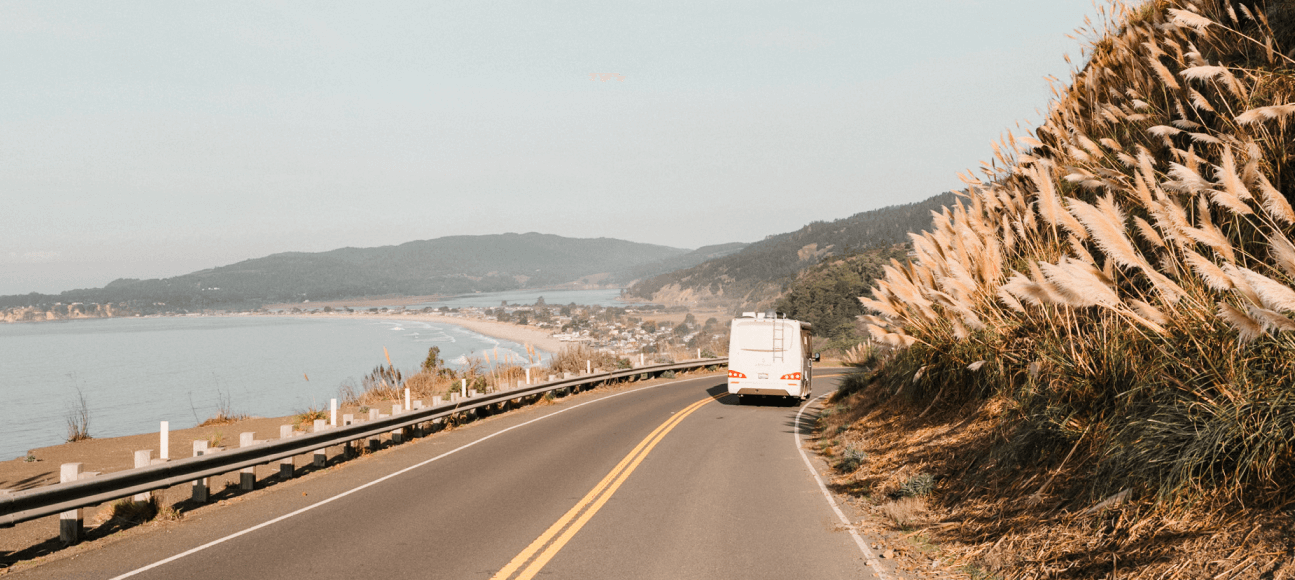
[772,316,785,362]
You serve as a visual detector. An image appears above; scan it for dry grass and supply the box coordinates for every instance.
[64,386,91,443]
[853,0,1295,534]
[97,497,160,526]
[547,344,627,374]
[197,390,247,427]
[845,6,1295,568]
[816,381,1295,579]
[878,497,928,529]
[292,406,327,431]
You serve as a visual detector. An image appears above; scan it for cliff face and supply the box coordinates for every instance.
[0,303,125,323]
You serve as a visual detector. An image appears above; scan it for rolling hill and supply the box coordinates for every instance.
[624,192,955,310]
[0,233,709,313]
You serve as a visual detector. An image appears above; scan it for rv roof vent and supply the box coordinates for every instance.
[741,312,756,318]
[755,312,765,320]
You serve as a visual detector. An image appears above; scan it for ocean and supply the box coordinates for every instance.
[0,314,543,460]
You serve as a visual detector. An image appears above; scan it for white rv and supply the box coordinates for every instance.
[727,312,817,403]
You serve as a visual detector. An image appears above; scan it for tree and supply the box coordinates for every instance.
[423,346,443,371]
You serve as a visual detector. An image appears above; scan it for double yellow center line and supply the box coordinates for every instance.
[490,395,718,580]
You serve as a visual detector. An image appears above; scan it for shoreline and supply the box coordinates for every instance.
[277,310,567,356]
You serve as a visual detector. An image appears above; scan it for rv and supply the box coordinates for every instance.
[727,312,817,403]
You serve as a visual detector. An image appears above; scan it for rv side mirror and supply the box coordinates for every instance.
[813,352,821,362]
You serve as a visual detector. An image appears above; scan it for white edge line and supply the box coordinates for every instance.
[795,392,892,580]
[109,376,704,580]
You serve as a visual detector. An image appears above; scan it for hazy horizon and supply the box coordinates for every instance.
[2,1,1100,295]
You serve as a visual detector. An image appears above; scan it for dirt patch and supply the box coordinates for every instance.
[811,377,1295,580]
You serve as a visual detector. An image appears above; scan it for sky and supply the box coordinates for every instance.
[0,0,1102,295]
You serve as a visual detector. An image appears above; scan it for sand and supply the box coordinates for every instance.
[280,311,567,355]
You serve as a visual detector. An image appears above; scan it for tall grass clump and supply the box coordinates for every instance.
[547,344,626,374]
[861,0,1295,506]
[65,386,91,443]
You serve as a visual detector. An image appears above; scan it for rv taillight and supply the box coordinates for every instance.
[780,372,801,380]
[728,370,746,378]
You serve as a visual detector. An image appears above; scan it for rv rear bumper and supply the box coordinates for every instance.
[728,380,803,397]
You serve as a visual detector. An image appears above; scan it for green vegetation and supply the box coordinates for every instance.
[774,247,909,351]
[625,192,954,309]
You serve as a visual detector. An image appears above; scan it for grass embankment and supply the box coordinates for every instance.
[837,1,1295,578]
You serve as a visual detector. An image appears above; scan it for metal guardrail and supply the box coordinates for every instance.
[0,358,728,528]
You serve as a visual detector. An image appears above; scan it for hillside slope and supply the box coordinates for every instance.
[844,1,1295,577]
[625,192,954,309]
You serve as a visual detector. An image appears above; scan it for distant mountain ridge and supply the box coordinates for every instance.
[0,233,719,314]
[624,192,956,310]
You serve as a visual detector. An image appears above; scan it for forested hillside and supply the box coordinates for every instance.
[624,192,954,310]
[772,246,909,351]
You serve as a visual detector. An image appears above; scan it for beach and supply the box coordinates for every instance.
[288,310,567,355]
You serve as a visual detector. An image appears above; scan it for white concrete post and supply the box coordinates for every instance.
[133,450,152,502]
[390,404,404,444]
[433,395,443,407]
[59,463,85,543]
[526,367,531,385]
[279,425,294,479]
[404,388,411,411]
[640,353,645,366]
[698,348,701,359]
[412,400,423,410]
[312,419,328,467]
[341,414,356,457]
[192,441,209,503]
[368,409,381,451]
[586,360,591,374]
[330,398,337,427]
[240,432,257,490]
[160,421,169,460]
[460,379,466,398]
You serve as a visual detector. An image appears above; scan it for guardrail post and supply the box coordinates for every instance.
[340,414,356,457]
[525,367,531,385]
[433,395,442,407]
[390,405,404,444]
[313,420,328,467]
[133,450,152,501]
[192,441,210,503]
[160,421,169,460]
[240,432,260,490]
[404,388,411,412]
[279,425,294,479]
[59,463,84,544]
[586,360,591,374]
[330,398,337,427]
[368,409,381,452]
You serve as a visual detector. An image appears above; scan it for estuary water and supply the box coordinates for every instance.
[0,315,542,460]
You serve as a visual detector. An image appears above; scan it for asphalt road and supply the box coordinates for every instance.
[12,372,877,580]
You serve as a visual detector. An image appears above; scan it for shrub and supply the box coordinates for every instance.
[898,473,935,498]
[837,445,868,473]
